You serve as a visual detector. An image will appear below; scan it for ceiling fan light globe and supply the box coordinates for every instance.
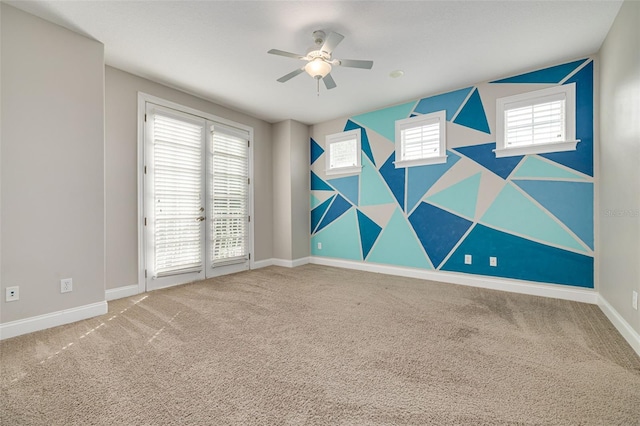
[305,59,331,78]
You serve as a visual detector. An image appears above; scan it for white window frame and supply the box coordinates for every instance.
[495,83,579,158]
[394,110,447,168]
[325,128,362,175]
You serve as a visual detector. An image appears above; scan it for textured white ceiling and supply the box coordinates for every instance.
[6,0,622,125]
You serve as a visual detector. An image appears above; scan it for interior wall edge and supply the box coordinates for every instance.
[598,294,640,357]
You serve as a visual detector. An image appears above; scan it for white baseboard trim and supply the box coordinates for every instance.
[597,295,640,356]
[253,257,311,269]
[0,301,108,341]
[309,257,598,304]
[105,284,140,301]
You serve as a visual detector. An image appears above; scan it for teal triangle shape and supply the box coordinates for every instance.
[360,155,395,206]
[367,209,433,269]
[311,171,334,191]
[316,194,352,233]
[513,180,593,249]
[490,59,588,84]
[414,87,473,120]
[311,209,362,261]
[480,183,586,252]
[311,195,335,234]
[345,120,375,166]
[406,150,460,212]
[351,101,416,142]
[357,210,382,259]
[328,175,359,206]
[310,194,321,209]
[426,173,481,219]
[311,138,324,165]
[512,156,588,180]
[453,88,491,134]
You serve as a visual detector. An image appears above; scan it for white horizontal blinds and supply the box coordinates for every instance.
[401,119,440,161]
[211,125,249,265]
[505,95,565,147]
[329,138,357,169]
[153,112,204,276]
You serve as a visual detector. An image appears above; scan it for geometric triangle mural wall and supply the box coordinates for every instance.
[328,175,359,206]
[480,183,587,253]
[513,180,593,249]
[512,156,587,180]
[406,151,460,213]
[453,88,491,134]
[310,57,594,289]
[366,209,433,270]
[312,209,362,261]
[442,224,594,288]
[426,172,481,219]
[490,58,587,84]
[453,142,523,180]
[357,210,382,259]
[408,202,473,268]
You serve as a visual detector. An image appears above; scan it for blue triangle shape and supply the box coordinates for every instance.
[327,175,359,206]
[541,61,594,177]
[453,143,522,180]
[442,224,593,288]
[408,202,473,268]
[513,180,593,249]
[426,172,481,219]
[490,59,588,84]
[311,195,335,234]
[311,210,362,261]
[344,120,375,167]
[351,101,416,143]
[357,210,382,259]
[406,150,460,213]
[414,87,474,120]
[316,194,352,233]
[453,88,491,134]
[311,171,334,191]
[379,153,406,209]
[310,137,324,165]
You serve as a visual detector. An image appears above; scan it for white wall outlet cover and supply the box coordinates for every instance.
[490,257,498,267]
[317,242,322,250]
[633,291,638,310]
[61,278,73,293]
[464,254,472,265]
[6,286,19,302]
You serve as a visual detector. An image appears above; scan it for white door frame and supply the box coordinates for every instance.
[137,92,254,293]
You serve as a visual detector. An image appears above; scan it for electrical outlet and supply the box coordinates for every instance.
[6,286,19,302]
[317,242,322,250]
[633,291,638,310]
[464,254,472,265]
[489,257,498,267]
[60,278,73,293]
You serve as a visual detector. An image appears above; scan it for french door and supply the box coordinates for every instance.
[144,102,251,291]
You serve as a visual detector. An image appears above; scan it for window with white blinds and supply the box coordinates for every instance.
[152,112,204,276]
[325,129,361,175]
[395,110,447,167]
[210,125,249,265]
[495,83,579,157]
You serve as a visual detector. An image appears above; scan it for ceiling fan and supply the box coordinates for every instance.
[268,30,374,93]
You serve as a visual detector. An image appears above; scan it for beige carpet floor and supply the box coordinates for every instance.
[1,265,639,425]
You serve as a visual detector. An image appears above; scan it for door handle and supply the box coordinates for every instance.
[199,207,205,212]
[196,216,206,222]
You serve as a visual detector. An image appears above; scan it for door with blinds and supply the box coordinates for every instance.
[145,103,251,291]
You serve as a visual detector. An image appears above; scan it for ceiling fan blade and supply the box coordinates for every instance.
[320,31,344,54]
[323,73,337,90]
[338,59,374,69]
[268,49,306,60]
[277,67,305,83]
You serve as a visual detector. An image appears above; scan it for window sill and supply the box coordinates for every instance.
[494,140,580,158]
[394,155,447,168]
[325,165,362,176]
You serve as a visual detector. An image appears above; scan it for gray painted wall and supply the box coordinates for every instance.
[105,66,274,290]
[271,120,310,261]
[1,4,105,322]
[598,0,640,333]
